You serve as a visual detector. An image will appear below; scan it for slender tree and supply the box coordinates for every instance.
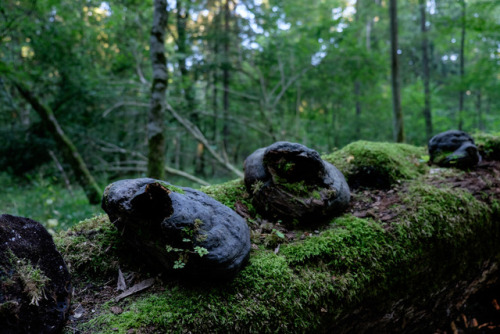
[389,0,405,142]
[222,0,231,155]
[458,0,466,130]
[147,0,168,179]
[354,0,363,136]
[419,0,433,139]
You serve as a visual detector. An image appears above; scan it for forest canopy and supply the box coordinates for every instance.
[0,0,499,196]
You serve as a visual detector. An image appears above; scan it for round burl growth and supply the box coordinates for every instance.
[428,130,481,168]
[102,178,251,280]
[244,141,350,224]
[0,214,71,334]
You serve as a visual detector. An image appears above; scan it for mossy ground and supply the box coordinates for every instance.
[322,140,428,188]
[57,137,500,333]
[473,132,500,161]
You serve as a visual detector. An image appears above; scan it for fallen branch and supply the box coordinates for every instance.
[12,79,101,204]
[166,102,244,178]
[94,140,210,186]
[48,150,73,195]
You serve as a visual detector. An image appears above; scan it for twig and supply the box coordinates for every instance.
[102,101,149,117]
[48,150,74,195]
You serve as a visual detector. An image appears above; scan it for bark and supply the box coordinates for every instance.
[222,0,230,154]
[476,90,484,131]
[458,0,466,131]
[354,0,362,136]
[389,0,405,143]
[175,0,205,176]
[419,0,433,139]
[176,0,196,114]
[13,82,101,204]
[354,81,362,136]
[148,0,168,179]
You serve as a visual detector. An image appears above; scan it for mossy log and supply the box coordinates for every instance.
[55,138,500,333]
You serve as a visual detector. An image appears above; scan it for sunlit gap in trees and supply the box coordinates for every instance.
[312,0,356,67]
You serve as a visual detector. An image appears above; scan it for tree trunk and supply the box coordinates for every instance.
[14,82,101,204]
[176,0,195,115]
[175,0,205,176]
[458,0,466,131]
[222,0,230,155]
[419,0,433,140]
[354,81,362,137]
[148,0,168,180]
[354,0,362,138]
[476,90,484,131]
[389,0,405,143]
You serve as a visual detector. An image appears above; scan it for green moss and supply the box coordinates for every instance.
[54,215,121,279]
[61,140,500,333]
[396,184,494,246]
[473,132,500,161]
[200,179,253,213]
[274,178,317,197]
[75,180,500,333]
[15,257,50,306]
[322,141,427,188]
[157,181,185,194]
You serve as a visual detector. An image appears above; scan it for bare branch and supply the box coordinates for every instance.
[94,140,210,186]
[165,102,244,178]
[271,67,310,110]
[102,101,149,117]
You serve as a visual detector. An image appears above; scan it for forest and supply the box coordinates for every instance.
[1,1,500,333]
[1,0,499,226]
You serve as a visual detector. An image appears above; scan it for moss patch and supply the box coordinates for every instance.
[473,132,500,161]
[200,179,255,217]
[58,137,500,333]
[63,179,500,333]
[200,179,247,209]
[322,141,427,189]
[54,215,121,280]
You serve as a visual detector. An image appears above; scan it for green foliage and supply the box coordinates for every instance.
[322,141,428,187]
[0,172,102,231]
[165,218,209,270]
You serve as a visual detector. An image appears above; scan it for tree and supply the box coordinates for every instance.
[389,0,404,143]
[457,0,466,131]
[12,80,101,204]
[419,0,432,139]
[147,0,168,179]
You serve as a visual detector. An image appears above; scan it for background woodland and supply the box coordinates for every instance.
[0,0,499,228]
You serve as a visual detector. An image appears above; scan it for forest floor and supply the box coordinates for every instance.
[63,161,500,334]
